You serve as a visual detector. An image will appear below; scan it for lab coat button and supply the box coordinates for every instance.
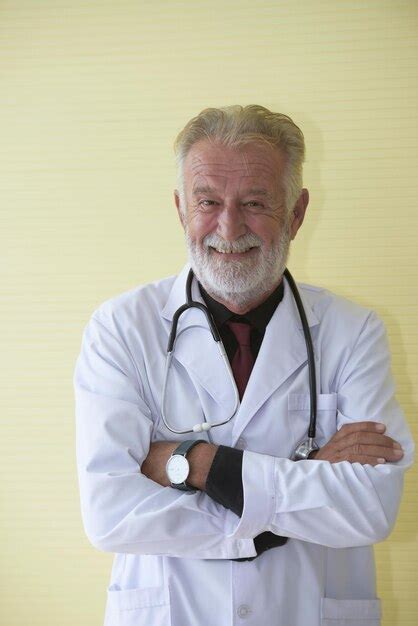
[237,604,252,619]
[237,437,247,449]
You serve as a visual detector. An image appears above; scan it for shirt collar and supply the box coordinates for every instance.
[199,279,284,333]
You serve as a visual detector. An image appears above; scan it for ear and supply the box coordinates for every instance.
[289,188,309,240]
[174,190,185,229]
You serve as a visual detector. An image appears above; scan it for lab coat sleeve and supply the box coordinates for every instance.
[74,313,255,559]
[230,311,415,548]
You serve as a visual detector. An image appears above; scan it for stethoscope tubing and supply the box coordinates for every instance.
[160,268,317,444]
[282,269,317,439]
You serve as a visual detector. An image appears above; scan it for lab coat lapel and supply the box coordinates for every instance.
[231,279,320,445]
[161,264,237,412]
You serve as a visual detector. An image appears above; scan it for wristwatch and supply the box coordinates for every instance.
[166,439,208,491]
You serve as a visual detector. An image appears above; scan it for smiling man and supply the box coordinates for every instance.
[178,138,303,313]
[74,105,414,626]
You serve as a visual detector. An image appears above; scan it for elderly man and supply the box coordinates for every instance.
[74,105,414,626]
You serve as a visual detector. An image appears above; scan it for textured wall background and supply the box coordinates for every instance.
[1,1,417,624]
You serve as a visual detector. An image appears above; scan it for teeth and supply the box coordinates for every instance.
[211,247,253,254]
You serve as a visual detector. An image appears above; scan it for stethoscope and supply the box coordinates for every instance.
[161,268,319,461]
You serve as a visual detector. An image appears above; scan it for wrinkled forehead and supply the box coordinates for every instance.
[183,139,286,192]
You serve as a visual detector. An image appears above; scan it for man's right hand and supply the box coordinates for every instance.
[309,422,404,465]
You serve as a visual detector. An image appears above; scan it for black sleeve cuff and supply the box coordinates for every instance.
[205,444,244,517]
[204,444,288,562]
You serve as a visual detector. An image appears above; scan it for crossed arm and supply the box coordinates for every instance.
[141,421,404,490]
[75,311,413,558]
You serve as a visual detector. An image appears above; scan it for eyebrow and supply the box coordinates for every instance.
[192,186,270,197]
[192,185,216,196]
[246,188,269,196]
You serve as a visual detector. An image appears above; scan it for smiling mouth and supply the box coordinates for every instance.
[209,246,258,255]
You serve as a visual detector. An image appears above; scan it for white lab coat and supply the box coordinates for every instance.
[74,264,414,626]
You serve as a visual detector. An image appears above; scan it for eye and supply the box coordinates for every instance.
[244,201,265,210]
[198,199,219,210]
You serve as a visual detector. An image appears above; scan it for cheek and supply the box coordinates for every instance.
[188,213,218,242]
[246,217,280,246]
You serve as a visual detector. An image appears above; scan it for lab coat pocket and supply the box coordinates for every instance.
[321,597,381,626]
[288,393,338,448]
[105,584,171,626]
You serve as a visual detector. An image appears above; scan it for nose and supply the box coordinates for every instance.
[216,201,247,241]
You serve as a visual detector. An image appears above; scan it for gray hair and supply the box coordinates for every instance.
[174,104,305,215]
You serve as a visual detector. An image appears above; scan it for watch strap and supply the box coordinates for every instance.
[173,439,207,457]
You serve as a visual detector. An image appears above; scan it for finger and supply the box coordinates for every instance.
[338,454,387,466]
[333,421,386,442]
[335,432,402,451]
[339,444,404,462]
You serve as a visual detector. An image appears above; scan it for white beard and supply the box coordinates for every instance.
[185,220,292,309]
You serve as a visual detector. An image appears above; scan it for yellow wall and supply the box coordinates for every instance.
[2,1,417,624]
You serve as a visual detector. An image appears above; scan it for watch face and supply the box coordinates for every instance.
[166,455,189,484]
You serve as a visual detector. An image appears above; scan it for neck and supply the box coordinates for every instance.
[203,278,283,315]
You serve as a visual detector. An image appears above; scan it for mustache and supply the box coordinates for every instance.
[202,232,263,254]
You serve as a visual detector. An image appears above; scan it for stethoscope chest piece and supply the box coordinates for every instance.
[293,437,319,461]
